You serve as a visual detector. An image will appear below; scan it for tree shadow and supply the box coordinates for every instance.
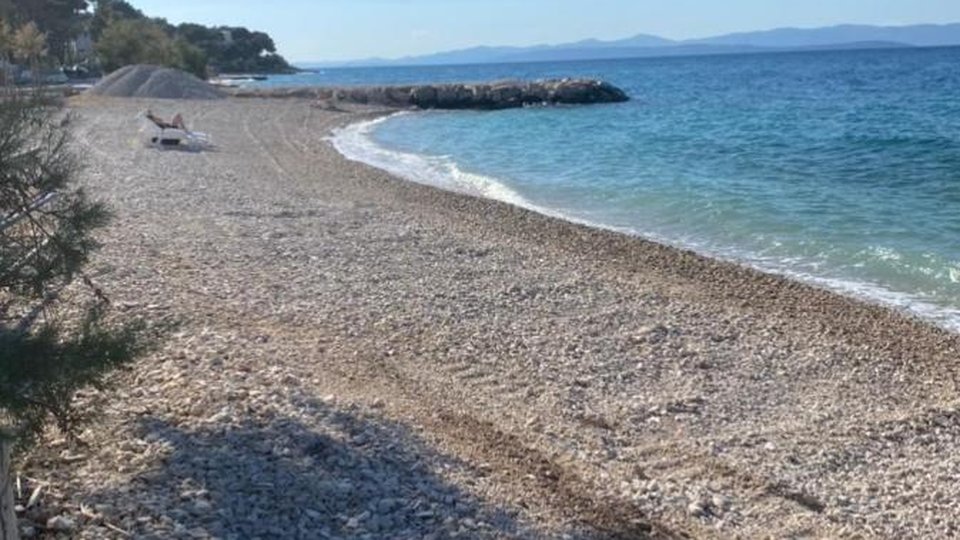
[85,398,588,539]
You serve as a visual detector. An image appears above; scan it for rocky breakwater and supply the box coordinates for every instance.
[230,79,629,109]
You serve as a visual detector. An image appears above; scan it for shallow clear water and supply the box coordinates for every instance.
[314,48,960,330]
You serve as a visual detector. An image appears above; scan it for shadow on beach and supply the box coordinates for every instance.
[86,401,587,539]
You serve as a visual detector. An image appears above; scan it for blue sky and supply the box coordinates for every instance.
[131,0,960,62]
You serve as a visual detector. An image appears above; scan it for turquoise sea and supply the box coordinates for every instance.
[269,47,960,330]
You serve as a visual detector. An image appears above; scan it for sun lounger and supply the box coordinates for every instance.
[141,111,212,150]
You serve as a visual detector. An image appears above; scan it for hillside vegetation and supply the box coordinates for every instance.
[0,0,294,78]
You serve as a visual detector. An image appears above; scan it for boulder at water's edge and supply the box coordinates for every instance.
[231,79,629,110]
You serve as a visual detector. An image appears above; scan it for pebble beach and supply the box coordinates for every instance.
[16,95,960,539]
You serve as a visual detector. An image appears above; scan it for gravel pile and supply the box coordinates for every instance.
[13,96,960,539]
[87,65,225,100]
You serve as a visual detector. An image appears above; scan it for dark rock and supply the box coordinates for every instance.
[410,85,438,107]
[386,86,414,107]
[347,87,369,104]
[230,78,629,110]
[490,83,523,107]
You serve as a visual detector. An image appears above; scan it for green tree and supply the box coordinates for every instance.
[89,0,144,41]
[208,26,292,73]
[95,17,208,78]
[0,84,144,539]
[0,19,12,84]
[95,18,173,72]
[172,37,207,79]
[171,23,293,74]
[0,19,10,54]
[11,21,45,76]
[0,1,13,22]
[5,0,88,62]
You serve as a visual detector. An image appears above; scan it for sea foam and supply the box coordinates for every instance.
[331,114,566,219]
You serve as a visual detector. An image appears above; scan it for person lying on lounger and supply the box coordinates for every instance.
[145,110,186,130]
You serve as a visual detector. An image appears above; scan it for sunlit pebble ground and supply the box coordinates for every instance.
[14,96,960,539]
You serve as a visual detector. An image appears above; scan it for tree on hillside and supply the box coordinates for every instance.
[11,21,45,74]
[4,0,88,61]
[0,55,144,539]
[91,1,294,74]
[88,0,143,40]
[172,37,206,79]
[95,17,173,71]
[4,0,293,75]
[96,17,206,78]
[202,26,292,73]
[0,20,12,83]
[172,23,294,74]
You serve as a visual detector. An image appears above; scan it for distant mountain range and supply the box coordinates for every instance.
[301,23,960,68]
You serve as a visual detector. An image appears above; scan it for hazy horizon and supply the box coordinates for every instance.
[296,24,960,68]
[128,0,960,62]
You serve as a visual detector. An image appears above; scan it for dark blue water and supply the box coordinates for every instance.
[300,48,960,329]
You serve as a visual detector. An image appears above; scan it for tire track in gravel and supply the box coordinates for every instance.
[317,341,680,540]
[243,100,328,177]
[65,97,960,538]
[249,105,683,536]
[105,99,879,537]
[273,101,312,155]
[175,283,678,539]
[106,98,673,536]
[241,102,299,184]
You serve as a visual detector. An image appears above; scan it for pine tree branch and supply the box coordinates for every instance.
[0,192,57,233]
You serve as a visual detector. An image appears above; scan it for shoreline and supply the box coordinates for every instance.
[23,95,960,538]
[332,111,960,337]
[328,108,959,352]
